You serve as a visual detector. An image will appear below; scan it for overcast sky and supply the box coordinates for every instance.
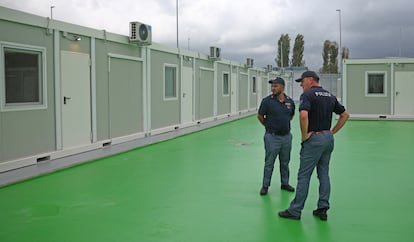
[1,0,413,71]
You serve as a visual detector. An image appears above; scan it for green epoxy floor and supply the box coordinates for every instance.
[1,116,414,242]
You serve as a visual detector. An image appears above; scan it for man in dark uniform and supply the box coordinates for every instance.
[258,77,296,196]
[279,71,349,220]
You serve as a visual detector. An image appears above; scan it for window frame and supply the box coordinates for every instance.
[0,41,47,112]
[222,72,230,96]
[163,63,178,101]
[365,71,387,97]
[252,76,257,94]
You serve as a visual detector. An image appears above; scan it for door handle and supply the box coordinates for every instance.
[183,93,186,98]
[64,96,71,104]
[396,91,400,96]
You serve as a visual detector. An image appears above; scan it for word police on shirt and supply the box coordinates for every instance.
[314,92,332,97]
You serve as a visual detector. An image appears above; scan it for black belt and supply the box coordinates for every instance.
[311,130,331,134]
[268,131,289,136]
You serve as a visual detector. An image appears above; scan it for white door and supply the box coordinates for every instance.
[395,71,414,116]
[181,66,193,124]
[61,51,91,148]
[231,72,237,113]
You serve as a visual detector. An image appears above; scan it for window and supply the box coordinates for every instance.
[164,65,177,99]
[252,76,257,94]
[1,42,47,111]
[223,73,229,96]
[365,72,386,97]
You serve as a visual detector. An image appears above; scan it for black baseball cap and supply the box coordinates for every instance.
[295,71,320,82]
[268,77,285,86]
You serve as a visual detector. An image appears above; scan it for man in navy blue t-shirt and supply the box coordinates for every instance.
[279,71,349,221]
[258,77,296,195]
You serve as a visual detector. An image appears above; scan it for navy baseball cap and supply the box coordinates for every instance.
[268,77,285,86]
[295,71,320,82]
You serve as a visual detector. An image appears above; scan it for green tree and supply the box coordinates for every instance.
[321,40,338,73]
[321,40,330,73]
[276,34,290,68]
[292,34,304,67]
[329,43,338,73]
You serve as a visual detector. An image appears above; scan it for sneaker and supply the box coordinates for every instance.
[260,186,268,196]
[313,208,328,221]
[278,209,301,220]
[281,184,295,192]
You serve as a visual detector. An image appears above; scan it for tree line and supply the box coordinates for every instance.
[276,34,349,73]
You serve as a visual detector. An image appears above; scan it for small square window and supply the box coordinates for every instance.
[223,73,229,96]
[368,74,384,94]
[1,42,47,111]
[164,65,177,99]
[252,76,257,94]
[365,72,386,97]
[5,48,41,103]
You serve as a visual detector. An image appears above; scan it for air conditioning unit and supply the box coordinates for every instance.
[129,21,152,45]
[246,58,254,68]
[267,65,273,72]
[209,46,221,60]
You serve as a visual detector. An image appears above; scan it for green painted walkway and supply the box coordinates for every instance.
[1,116,413,242]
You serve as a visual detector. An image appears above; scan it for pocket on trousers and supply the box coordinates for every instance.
[300,134,313,146]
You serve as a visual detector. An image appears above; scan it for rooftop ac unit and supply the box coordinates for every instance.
[209,46,221,60]
[267,65,273,72]
[129,21,152,45]
[246,58,254,68]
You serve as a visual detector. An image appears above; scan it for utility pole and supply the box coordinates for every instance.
[336,9,343,101]
[399,27,402,57]
[336,9,342,73]
[176,0,179,48]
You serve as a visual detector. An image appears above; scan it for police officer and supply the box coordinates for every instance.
[258,77,295,195]
[279,71,349,220]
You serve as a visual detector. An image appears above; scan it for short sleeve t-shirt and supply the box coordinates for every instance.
[299,86,345,132]
[258,94,295,134]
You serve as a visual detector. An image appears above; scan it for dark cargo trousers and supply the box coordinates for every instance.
[288,131,334,217]
[262,132,293,188]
